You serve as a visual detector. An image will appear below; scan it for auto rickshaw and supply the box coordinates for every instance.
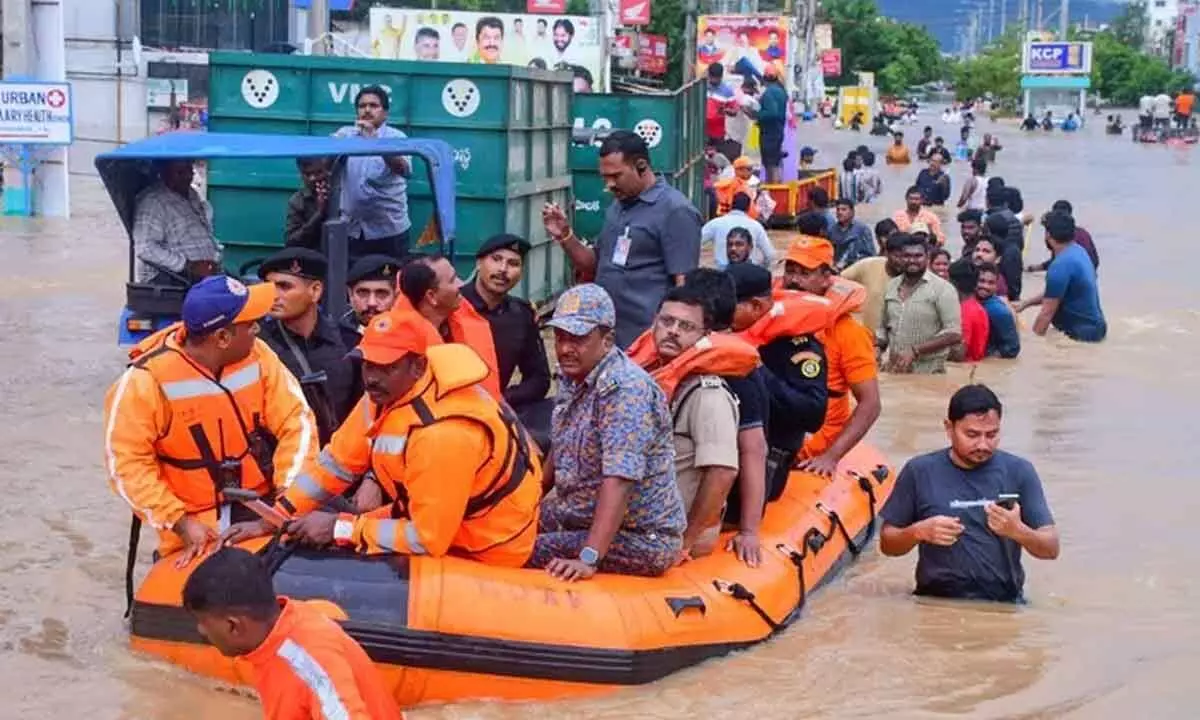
[95,131,458,346]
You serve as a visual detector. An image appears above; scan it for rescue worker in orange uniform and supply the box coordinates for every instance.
[184,547,404,720]
[104,275,318,568]
[223,311,541,566]
[780,236,883,476]
[727,263,831,503]
[393,253,504,401]
[713,156,760,218]
[626,284,761,559]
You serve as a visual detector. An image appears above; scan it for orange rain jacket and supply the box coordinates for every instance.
[797,279,879,458]
[392,295,503,402]
[276,344,541,567]
[104,324,318,554]
[714,176,759,218]
[245,598,403,720]
[626,331,761,401]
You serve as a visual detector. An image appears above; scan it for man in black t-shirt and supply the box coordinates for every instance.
[683,268,768,567]
[880,385,1060,602]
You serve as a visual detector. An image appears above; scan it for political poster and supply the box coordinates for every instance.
[696,15,790,85]
[370,8,605,92]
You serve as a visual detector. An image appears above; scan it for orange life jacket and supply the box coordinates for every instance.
[714,176,758,218]
[736,290,834,348]
[626,330,761,400]
[393,295,503,402]
[817,278,866,331]
[125,325,278,522]
[362,344,541,566]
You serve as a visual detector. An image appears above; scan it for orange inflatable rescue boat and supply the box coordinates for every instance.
[129,446,894,708]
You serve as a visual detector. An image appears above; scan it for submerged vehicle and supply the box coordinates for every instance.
[128,445,895,708]
[96,132,459,346]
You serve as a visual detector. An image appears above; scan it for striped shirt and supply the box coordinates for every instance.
[878,271,962,373]
[131,183,221,282]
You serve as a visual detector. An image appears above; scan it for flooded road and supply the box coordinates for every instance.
[2,114,1197,719]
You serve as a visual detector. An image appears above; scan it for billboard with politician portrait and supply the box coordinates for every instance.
[696,15,790,84]
[369,8,605,92]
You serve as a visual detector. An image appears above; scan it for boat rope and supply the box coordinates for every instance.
[712,579,782,633]
[775,541,809,615]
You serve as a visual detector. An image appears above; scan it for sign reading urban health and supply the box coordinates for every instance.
[0,82,74,145]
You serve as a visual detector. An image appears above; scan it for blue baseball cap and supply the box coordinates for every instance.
[546,283,616,336]
[800,146,818,157]
[181,275,276,335]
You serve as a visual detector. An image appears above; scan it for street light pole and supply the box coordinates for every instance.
[1059,0,1069,38]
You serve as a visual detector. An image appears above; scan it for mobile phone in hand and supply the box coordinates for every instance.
[997,493,1019,510]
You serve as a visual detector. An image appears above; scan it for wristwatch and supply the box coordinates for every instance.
[579,546,600,567]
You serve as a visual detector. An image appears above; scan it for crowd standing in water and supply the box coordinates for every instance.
[104,84,1093,717]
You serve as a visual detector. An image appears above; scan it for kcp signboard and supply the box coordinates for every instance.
[1022,41,1092,74]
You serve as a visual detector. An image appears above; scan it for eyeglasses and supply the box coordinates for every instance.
[654,314,701,335]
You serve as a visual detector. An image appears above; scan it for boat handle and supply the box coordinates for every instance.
[665,595,707,618]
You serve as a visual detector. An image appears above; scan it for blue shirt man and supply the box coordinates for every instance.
[333,85,412,259]
[880,384,1059,603]
[1019,212,1106,342]
[975,264,1020,358]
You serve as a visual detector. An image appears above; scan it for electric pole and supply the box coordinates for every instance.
[800,0,817,107]
[1000,0,1008,36]
[987,0,995,42]
[1036,0,1044,31]
[308,0,329,54]
[684,0,697,82]
[1059,0,1069,38]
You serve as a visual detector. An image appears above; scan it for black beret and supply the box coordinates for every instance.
[725,262,773,302]
[476,233,531,259]
[346,254,402,286]
[258,247,328,281]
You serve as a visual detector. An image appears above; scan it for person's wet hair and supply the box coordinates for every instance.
[1051,199,1073,215]
[683,268,736,332]
[986,187,1008,208]
[976,261,999,277]
[182,548,277,620]
[972,157,988,175]
[731,192,752,213]
[958,208,983,224]
[905,185,923,199]
[797,211,829,237]
[947,257,978,295]
[808,187,830,208]
[894,232,926,252]
[1043,211,1076,243]
[598,130,650,166]
[948,384,1003,422]
[875,218,899,239]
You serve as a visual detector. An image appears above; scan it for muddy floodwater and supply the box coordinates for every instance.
[2,115,1197,719]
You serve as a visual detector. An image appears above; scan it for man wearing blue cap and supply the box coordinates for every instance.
[529,284,686,581]
[104,275,319,569]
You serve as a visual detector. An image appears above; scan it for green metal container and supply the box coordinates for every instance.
[569,79,707,240]
[205,52,573,304]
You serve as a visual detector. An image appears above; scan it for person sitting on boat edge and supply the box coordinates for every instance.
[681,268,769,567]
[104,275,318,567]
[184,547,404,720]
[530,284,687,581]
[223,310,543,567]
[460,233,555,453]
[727,263,830,505]
[626,285,760,560]
[779,237,882,477]
[879,385,1059,603]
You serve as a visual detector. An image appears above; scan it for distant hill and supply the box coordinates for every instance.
[876,0,1124,51]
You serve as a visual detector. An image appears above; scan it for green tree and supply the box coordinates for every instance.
[951,29,1021,103]
[1090,29,1196,105]
[822,0,945,94]
[1108,0,1149,49]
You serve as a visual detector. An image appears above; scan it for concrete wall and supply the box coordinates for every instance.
[63,0,145,174]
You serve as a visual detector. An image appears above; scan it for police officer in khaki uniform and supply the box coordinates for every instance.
[257,248,356,443]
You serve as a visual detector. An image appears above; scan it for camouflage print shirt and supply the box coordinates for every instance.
[542,348,686,539]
